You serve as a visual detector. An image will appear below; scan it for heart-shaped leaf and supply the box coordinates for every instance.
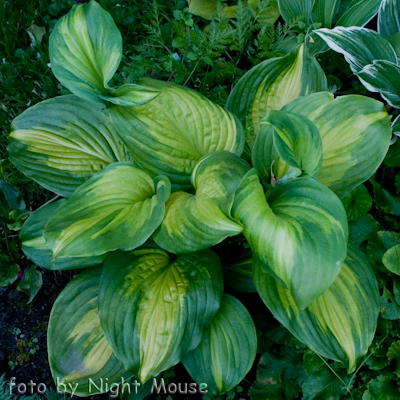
[254,243,379,373]
[225,44,327,150]
[153,151,248,254]
[44,162,171,258]
[48,266,132,396]
[98,249,224,383]
[282,92,391,197]
[8,95,130,197]
[20,201,106,270]
[233,169,348,309]
[110,79,244,191]
[182,294,257,395]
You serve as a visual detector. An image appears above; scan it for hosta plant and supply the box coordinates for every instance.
[8,0,394,397]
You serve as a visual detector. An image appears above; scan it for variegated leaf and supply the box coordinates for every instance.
[233,169,348,310]
[315,27,397,74]
[98,249,224,383]
[282,92,392,197]
[182,294,257,395]
[378,0,400,37]
[110,79,244,191]
[48,266,132,396]
[8,95,130,197]
[153,151,249,254]
[44,163,171,258]
[335,0,382,26]
[225,44,327,150]
[20,201,106,270]
[254,243,379,373]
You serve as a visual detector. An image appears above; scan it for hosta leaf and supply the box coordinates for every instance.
[357,61,400,109]
[99,84,160,107]
[225,44,327,149]
[283,92,392,197]
[48,266,132,396]
[44,162,170,258]
[110,79,244,191]
[383,245,400,275]
[278,0,314,24]
[153,152,248,254]
[16,265,42,304]
[378,0,400,37]
[341,184,372,221]
[20,201,106,270]
[315,27,397,73]
[49,0,122,103]
[233,169,348,309]
[99,249,223,383]
[335,0,382,26]
[223,250,256,293]
[182,294,257,395]
[8,95,129,197]
[253,110,323,183]
[254,243,379,373]
[302,364,350,400]
[312,0,341,28]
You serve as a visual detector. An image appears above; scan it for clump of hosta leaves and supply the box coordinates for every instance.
[6,0,398,398]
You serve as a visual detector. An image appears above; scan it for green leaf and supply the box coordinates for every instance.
[387,340,400,377]
[341,184,372,221]
[44,162,171,258]
[357,60,400,109]
[302,364,350,400]
[0,257,20,287]
[225,44,327,150]
[20,201,106,270]
[380,288,400,320]
[365,354,391,370]
[278,0,314,24]
[16,265,43,304]
[315,27,397,73]
[283,92,392,197]
[98,249,223,383]
[9,95,130,197]
[110,79,244,191]
[303,349,325,376]
[99,84,160,107]
[233,169,348,309]
[372,180,400,216]
[254,243,379,373]
[49,0,122,103]
[182,294,257,395]
[367,231,400,263]
[249,346,306,400]
[383,245,400,275]
[348,214,380,246]
[362,375,400,400]
[335,0,382,26]
[385,139,400,167]
[0,179,25,219]
[48,266,132,396]
[254,110,323,183]
[223,250,256,293]
[311,0,341,28]
[153,151,248,254]
[378,0,400,37]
